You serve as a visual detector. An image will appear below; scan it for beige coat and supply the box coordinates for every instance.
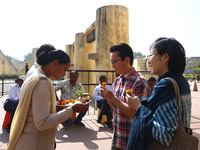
[14,78,73,150]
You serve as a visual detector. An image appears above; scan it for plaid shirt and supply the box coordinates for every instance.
[112,67,148,149]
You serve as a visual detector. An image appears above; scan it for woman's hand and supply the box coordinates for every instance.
[126,94,142,111]
[71,101,88,113]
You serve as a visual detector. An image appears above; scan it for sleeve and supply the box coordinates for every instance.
[8,86,15,99]
[32,80,73,131]
[151,100,178,146]
[127,106,152,150]
[54,81,64,91]
[134,78,149,100]
[144,79,179,146]
[8,85,18,100]
[127,79,178,149]
[94,86,103,101]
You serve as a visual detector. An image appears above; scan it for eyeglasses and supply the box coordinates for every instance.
[110,59,121,65]
[147,53,159,58]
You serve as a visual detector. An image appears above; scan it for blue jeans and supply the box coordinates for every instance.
[97,99,112,122]
[65,111,87,123]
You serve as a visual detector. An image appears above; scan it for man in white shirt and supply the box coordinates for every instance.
[4,75,25,133]
[94,75,113,129]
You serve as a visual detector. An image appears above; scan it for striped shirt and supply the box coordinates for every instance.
[112,67,148,149]
[126,71,191,150]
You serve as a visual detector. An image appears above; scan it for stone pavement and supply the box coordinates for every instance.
[0,81,199,150]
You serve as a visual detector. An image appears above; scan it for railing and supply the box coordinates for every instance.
[0,70,153,114]
[53,70,153,115]
[0,78,15,96]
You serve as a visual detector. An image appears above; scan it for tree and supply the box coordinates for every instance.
[133,52,143,58]
[24,52,32,62]
[193,61,200,74]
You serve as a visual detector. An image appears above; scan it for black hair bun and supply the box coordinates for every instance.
[37,51,49,66]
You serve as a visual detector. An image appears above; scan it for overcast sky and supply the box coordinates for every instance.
[0,0,200,61]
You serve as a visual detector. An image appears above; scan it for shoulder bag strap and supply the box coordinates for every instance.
[164,77,181,120]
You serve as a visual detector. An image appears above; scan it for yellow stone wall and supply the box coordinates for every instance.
[0,50,18,75]
[94,5,129,82]
[65,5,129,97]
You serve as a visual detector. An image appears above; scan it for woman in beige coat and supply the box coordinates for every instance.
[7,50,88,150]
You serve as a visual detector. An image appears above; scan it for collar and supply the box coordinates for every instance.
[37,67,48,78]
[121,67,136,80]
[157,71,180,82]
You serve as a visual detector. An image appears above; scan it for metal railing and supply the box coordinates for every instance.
[1,70,154,114]
[0,78,15,96]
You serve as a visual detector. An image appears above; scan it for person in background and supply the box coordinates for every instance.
[55,70,87,128]
[94,75,113,129]
[7,49,88,150]
[147,77,157,96]
[100,43,149,150]
[126,37,192,150]
[197,75,200,81]
[3,75,25,133]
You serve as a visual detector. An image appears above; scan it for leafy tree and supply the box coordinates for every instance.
[24,52,32,62]
[133,52,143,58]
[193,61,200,74]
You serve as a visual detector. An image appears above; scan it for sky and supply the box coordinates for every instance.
[0,0,200,61]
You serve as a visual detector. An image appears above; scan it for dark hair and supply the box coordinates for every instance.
[37,49,71,66]
[99,75,107,81]
[36,44,56,60]
[15,79,23,83]
[148,77,156,83]
[150,37,186,74]
[70,70,79,77]
[110,43,134,66]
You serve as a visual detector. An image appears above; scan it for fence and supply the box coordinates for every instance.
[0,78,16,96]
[1,70,153,114]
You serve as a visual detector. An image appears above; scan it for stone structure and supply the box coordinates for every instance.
[26,48,37,70]
[0,50,18,75]
[185,57,200,74]
[65,5,129,96]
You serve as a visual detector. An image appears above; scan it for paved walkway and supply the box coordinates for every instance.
[0,81,199,150]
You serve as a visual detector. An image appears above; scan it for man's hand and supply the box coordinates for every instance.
[100,86,115,107]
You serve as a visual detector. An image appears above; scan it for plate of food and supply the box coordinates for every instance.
[56,99,77,109]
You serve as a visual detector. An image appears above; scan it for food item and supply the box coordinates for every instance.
[102,82,107,86]
[57,98,65,105]
[75,89,85,95]
[126,89,132,94]
[59,99,75,105]
[78,93,90,102]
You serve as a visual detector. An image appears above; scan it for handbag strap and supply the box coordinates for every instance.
[164,77,181,120]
